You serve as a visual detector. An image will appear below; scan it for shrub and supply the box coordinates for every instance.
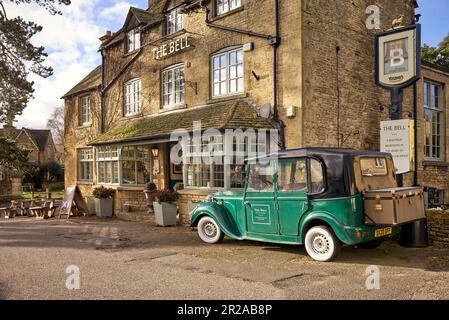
[173,182,184,192]
[93,186,115,199]
[145,182,157,191]
[155,189,178,203]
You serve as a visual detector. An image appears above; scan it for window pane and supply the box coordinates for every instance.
[278,159,308,192]
[248,163,274,192]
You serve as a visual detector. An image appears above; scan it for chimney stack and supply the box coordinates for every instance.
[99,30,113,46]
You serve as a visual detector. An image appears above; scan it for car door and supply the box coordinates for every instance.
[276,158,309,236]
[244,160,278,234]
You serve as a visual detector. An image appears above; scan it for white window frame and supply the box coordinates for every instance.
[211,47,244,98]
[121,145,153,186]
[124,79,142,116]
[96,146,120,185]
[162,64,185,108]
[424,80,445,161]
[216,0,242,15]
[79,95,91,126]
[126,28,141,53]
[166,7,184,35]
[77,148,94,182]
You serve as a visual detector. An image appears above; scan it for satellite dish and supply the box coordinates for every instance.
[259,103,271,119]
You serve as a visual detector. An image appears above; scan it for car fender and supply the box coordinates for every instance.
[299,211,354,245]
[191,202,243,240]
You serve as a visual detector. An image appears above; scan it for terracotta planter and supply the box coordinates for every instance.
[153,202,177,226]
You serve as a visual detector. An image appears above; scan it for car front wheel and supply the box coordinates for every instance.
[197,216,224,244]
[304,226,341,262]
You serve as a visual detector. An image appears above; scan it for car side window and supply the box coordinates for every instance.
[247,162,275,192]
[278,158,308,192]
[310,159,325,194]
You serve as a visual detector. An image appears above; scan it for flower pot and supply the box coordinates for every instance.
[153,201,177,226]
[94,198,113,218]
[86,197,96,216]
[144,190,156,213]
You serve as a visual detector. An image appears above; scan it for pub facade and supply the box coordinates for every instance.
[65,0,449,223]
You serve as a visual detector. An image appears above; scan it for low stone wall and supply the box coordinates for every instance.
[178,189,215,226]
[426,209,449,246]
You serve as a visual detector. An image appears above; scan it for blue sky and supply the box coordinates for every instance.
[417,0,449,47]
[3,0,449,129]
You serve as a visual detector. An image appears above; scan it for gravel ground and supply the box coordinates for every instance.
[1,217,449,300]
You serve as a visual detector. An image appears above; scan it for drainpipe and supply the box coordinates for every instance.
[100,49,106,134]
[199,0,285,149]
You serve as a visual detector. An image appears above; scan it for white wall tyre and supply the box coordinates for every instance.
[304,226,341,262]
[197,216,224,244]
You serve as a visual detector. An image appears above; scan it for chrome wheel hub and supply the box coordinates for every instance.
[312,234,330,255]
[203,222,217,238]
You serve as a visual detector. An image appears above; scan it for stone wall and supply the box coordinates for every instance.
[178,189,215,225]
[426,210,449,246]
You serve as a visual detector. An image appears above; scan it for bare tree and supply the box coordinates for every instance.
[47,105,64,144]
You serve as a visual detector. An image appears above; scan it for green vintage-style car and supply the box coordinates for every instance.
[190,148,426,262]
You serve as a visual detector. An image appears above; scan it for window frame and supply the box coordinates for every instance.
[79,95,91,126]
[215,0,242,16]
[77,148,94,182]
[121,145,153,186]
[96,145,120,185]
[123,78,142,117]
[161,63,185,109]
[424,80,445,161]
[165,6,184,36]
[211,46,244,98]
[126,28,141,53]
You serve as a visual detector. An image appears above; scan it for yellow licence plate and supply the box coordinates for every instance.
[375,227,393,238]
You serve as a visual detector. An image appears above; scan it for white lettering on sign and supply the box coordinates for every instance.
[380,119,414,174]
[390,48,405,67]
[152,36,191,60]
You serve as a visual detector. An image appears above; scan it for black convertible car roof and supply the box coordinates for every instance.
[247,148,394,199]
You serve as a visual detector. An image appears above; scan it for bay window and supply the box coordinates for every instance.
[216,0,242,15]
[77,148,94,182]
[124,79,141,116]
[121,145,152,185]
[424,80,445,160]
[162,64,185,108]
[212,47,244,97]
[183,133,269,189]
[97,146,119,184]
[166,7,183,35]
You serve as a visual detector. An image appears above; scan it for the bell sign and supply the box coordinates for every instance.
[375,24,421,89]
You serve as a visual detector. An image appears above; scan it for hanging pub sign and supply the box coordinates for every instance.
[375,24,421,89]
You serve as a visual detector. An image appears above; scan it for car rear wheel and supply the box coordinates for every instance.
[197,216,224,244]
[304,226,341,262]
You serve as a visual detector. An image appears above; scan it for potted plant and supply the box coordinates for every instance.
[173,182,184,192]
[92,186,115,218]
[153,189,178,227]
[143,182,157,213]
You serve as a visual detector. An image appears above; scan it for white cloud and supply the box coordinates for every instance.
[99,1,133,23]
[3,0,103,128]
[3,0,144,129]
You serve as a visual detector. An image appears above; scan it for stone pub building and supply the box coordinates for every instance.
[64,0,449,223]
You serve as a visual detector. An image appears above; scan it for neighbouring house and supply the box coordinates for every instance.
[0,124,57,193]
[65,0,449,224]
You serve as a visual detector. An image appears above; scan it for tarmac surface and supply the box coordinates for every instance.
[1,217,449,300]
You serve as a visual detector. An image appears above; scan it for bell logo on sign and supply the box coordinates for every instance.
[375,24,421,89]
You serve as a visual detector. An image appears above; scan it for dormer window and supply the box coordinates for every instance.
[166,7,184,35]
[126,28,141,53]
[216,0,241,15]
